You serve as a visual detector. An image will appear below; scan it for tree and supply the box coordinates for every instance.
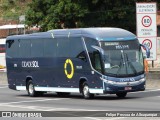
[26,0,88,31]
[25,0,160,32]
[81,0,159,33]
[83,0,136,32]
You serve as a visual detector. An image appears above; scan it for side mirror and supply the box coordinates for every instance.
[140,44,150,58]
[91,45,105,61]
[91,45,104,55]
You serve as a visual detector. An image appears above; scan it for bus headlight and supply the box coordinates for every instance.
[100,77,116,85]
[139,78,145,83]
[104,80,116,84]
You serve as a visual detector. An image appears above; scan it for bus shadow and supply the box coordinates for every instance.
[93,96,140,100]
[17,93,140,101]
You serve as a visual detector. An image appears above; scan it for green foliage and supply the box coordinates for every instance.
[26,0,88,31]
[25,0,160,32]
[83,0,136,32]
[0,0,31,20]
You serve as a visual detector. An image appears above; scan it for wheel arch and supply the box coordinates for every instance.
[79,77,88,93]
[25,76,33,89]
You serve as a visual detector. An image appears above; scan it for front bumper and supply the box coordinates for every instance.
[101,77,146,94]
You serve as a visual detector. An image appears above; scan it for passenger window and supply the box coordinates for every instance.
[93,51,102,72]
[69,37,86,61]
[44,38,57,57]
[85,37,103,73]
[77,51,87,61]
[57,38,69,57]
[31,39,44,57]
[19,39,31,58]
[6,40,19,58]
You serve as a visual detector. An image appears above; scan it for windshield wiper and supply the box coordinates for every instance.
[116,51,138,77]
[116,50,125,76]
[124,53,137,75]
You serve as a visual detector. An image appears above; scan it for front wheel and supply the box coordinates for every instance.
[116,92,127,98]
[82,82,94,99]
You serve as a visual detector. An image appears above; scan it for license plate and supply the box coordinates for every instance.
[125,87,132,90]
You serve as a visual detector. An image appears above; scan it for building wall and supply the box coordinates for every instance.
[0,20,18,38]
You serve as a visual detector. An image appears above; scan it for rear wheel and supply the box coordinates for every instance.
[116,92,127,98]
[82,82,94,99]
[27,80,43,97]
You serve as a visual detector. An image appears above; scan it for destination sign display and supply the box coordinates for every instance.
[101,40,139,50]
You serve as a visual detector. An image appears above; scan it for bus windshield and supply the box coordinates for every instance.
[100,40,144,77]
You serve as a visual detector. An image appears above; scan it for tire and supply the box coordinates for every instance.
[82,82,94,99]
[27,80,42,97]
[116,92,127,98]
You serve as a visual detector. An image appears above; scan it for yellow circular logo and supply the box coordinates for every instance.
[64,59,74,79]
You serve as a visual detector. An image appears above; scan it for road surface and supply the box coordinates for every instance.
[0,85,160,120]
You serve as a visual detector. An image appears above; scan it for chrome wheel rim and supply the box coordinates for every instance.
[83,85,89,97]
[29,84,34,94]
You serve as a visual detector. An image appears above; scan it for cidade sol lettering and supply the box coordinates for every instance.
[22,61,39,68]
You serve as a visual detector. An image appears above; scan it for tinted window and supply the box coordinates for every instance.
[69,37,85,59]
[31,39,44,57]
[57,38,69,57]
[19,39,31,58]
[85,38,102,72]
[6,40,19,58]
[85,38,99,51]
[44,38,57,57]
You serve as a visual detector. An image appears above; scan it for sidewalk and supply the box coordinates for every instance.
[148,48,160,72]
[146,48,160,89]
[146,79,160,89]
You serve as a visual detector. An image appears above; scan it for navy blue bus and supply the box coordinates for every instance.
[6,28,150,99]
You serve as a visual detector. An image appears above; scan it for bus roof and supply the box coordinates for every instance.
[6,27,137,41]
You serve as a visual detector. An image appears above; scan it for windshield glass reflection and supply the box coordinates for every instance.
[100,40,144,77]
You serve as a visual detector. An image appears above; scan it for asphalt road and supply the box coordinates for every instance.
[0,85,160,120]
[1,72,160,120]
